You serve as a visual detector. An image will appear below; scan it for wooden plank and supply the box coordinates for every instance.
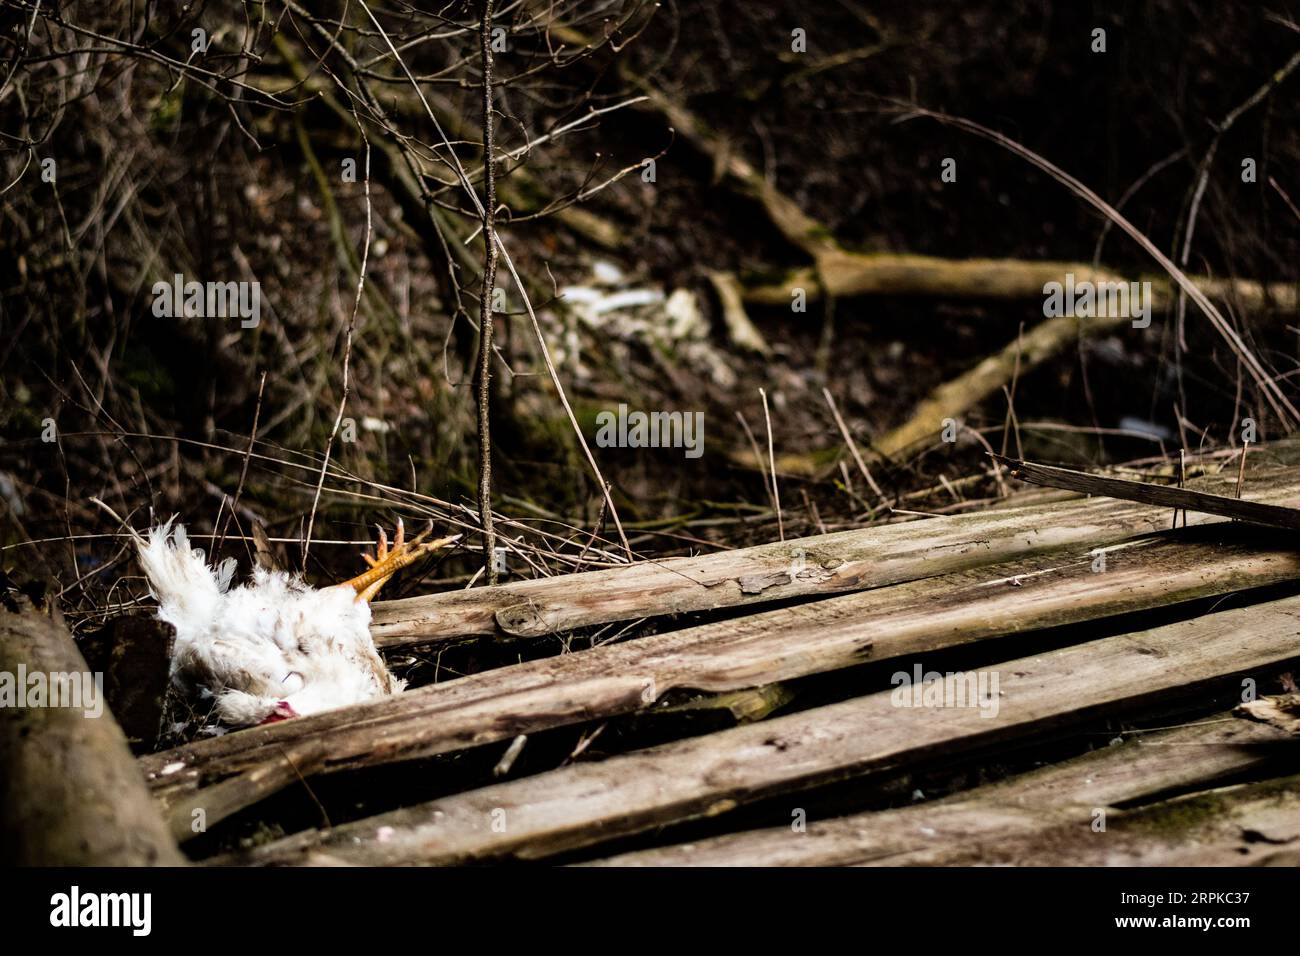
[143,525,1300,834]
[158,743,329,847]
[884,772,1300,867]
[370,460,1300,647]
[0,600,186,866]
[232,592,1300,865]
[993,453,1300,530]
[590,715,1293,865]
[1064,776,1300,866]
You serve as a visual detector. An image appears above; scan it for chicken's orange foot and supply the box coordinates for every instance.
[339,520,462,602]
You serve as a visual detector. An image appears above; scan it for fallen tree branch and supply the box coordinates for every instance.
[706,271,771,355]
[741,252,1300,311]
[539,30,1300,463]
[551,25,1300,324]
[898,107,1300,429]
[0,596,185,865]
[875,310,1129,458]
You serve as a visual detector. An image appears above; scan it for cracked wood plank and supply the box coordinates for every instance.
[233,590,1300,865]
[144,524,1300,835]
[877,770,1300,867]
[369,455,1300,647]
[591,715,1293,865]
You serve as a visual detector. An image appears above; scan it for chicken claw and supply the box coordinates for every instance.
[340,519,461,602]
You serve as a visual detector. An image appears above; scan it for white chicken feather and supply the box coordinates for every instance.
[135,519,456,726]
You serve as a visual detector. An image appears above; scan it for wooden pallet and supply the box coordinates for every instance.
[122,445,1300,865]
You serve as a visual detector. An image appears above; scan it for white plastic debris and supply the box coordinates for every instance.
[559,285,603,306]
[591,260,625,285]
[664,288,704,340]
[589,289,664,315]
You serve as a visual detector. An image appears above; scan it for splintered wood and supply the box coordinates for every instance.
[129,444,1300,865]
[991,453,1300,530]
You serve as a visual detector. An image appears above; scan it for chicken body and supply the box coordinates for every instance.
[137,522,403,726]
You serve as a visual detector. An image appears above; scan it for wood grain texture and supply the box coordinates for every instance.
[235,591,1300,865]
[592,716,1293,865]
[887,771,1300,867]
[145,525,1300,834]
[0,602,186,866]
[370,457,1300,647]
[993,453,1300,530]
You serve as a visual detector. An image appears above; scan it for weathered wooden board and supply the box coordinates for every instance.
[233,592,1300,865]
[888,773,1300,867]
[590,715,1294,865]
[993,454,1300,530]
[144,525,1300,835]
[369,455,1300,646]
